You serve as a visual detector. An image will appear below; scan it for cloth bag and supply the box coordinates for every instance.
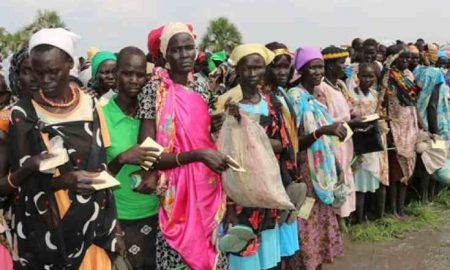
[416,130,447,174]
[216,112,294,209]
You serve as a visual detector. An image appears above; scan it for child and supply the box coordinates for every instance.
[350,62,389,223]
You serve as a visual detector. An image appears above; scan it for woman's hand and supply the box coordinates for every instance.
[211,113,225,133]
[81,87,98,98]
[23,152,55,172]
[270,139,283,154]
[119,145,161,167]
[196,149,229,173]
[225,97,241,121]
[347,116,366,129]
[134,170,158,194]
[319,122,347,140]
[53,170,101,194]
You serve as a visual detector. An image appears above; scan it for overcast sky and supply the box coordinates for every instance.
[1,0,449,57]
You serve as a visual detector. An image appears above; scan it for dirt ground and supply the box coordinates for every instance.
[324,219,450,270]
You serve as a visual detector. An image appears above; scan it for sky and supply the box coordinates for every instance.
[1,0,449,57]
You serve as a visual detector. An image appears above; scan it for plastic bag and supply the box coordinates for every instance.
[216,112,294,209]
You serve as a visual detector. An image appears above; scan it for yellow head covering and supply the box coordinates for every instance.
[87,47,100,60]
[408,45,419,54]
[229,43,275,66]
[160,22,195,59]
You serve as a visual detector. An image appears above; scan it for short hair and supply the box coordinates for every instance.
[265,42,288,51]
[30,44,72,62]
[352,38,363,48]
[359,62,380,78]
[116,46,146,67]
[363,38,378,48]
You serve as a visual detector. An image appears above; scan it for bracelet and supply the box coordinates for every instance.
[7,173,18,189]
[175,153,183,166]
[313,130,319,140]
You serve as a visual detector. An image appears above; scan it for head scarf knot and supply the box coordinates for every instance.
[229,43,275,66]
[294,46,323,71]
[28,28,80,63]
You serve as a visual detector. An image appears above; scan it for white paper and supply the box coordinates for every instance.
[297,197,315,220]
[140,137,164,170]
[91,171,120,190]
[362,114,380,122]
[39,136,69,173]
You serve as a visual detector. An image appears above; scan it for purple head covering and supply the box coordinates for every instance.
[294,46,323,71]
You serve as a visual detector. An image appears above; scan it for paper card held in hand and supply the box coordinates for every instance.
[297,197,315,220]
[226,155,246,172]
[337,122,353,145]
[362,114,380,122]
[91,171,120,190]
[39,149,69,172]
[432,140,447,149]
[140,137,165,170]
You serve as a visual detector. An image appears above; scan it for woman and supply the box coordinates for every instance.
[414,66,450,202]
[91,50,117,100]
[0,46,41,270]
[136,22,228,270]
[286,47,345,270]
[385,44,419,216]
[409,45,421,72]
[265,42,305,263]
[318,46,356,219]
[216,43,282,270]
[103,47,160,270]
[8,28,125,269]
[350,63,389,223]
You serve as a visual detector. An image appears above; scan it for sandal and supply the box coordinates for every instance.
[227,225,256,242]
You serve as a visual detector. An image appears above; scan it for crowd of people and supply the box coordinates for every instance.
[0,22,449,270]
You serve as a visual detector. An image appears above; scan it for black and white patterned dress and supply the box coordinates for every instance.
[8,90,125,269]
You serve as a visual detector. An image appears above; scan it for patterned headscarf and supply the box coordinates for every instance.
[8,46,29,96]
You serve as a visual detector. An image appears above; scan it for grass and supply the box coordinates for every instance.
[348,188,450,242]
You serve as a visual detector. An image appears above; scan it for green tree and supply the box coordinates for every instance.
[0,10,65,59]
[200,17,242,53]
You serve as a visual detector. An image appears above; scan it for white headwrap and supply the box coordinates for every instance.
[28,28,80,62]
[159,22,195,59]
[379,40,396,48]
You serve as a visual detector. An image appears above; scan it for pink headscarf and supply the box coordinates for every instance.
[294,46,323,71]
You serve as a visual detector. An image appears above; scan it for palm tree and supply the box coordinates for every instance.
[0,28,11,60]
[200,17,242,54]
[0,10,65,59]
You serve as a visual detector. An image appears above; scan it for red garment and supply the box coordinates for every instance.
[147,24,196,58]
[147,26,164,58]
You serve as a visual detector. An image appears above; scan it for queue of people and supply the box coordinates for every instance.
[0,23,449,270]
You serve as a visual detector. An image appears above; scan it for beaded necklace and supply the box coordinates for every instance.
[38,88,78,108]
